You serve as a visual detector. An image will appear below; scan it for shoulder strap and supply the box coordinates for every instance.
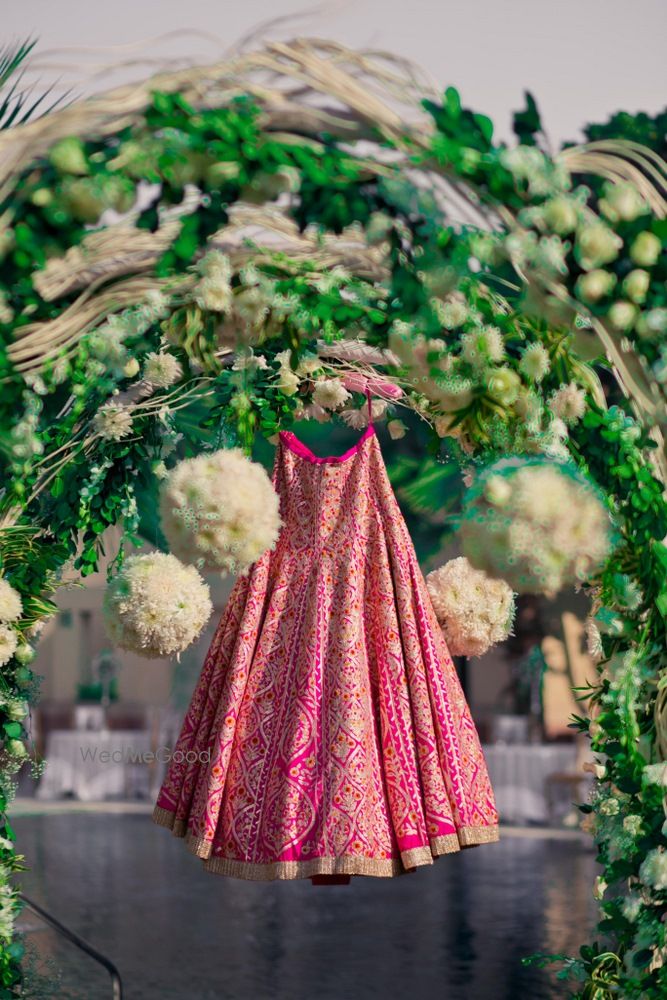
[366,387,373,425]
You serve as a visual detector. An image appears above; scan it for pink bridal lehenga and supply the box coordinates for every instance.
[153,419,499,881]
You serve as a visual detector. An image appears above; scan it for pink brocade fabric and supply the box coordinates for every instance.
[153,427,499,879]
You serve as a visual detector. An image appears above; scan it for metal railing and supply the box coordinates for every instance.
[20,894,123,1000]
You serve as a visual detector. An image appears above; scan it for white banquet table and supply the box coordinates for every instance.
[481,743,578,824]
[37,729,152,802]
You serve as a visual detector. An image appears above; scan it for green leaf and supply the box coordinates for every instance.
[513,91,542,146]
[444,87,461,118]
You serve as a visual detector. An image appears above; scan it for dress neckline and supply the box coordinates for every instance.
[279,424,375,465]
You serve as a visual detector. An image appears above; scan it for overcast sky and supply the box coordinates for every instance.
[13,0,667,144]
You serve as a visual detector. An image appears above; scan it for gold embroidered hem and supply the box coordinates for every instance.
[152,805,499,880]
[203,855,405,880]
[458,824,501,847]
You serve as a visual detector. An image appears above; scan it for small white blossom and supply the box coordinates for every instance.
[312,379,351,411]
[549,383,587,425]
[519,344,550,383]
[232,350,269,373]
[575,223,622,271]
[94,403,134,441]
[193,251,233,313]
[642,762,667,788]
[143,352,183,388]
[461,326,505,368]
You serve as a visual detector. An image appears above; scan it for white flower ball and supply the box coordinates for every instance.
[0,580,22,623]
[426,557,515,657]
[160,448,282,575]
[460,457,614,595]
[103,552,212,658]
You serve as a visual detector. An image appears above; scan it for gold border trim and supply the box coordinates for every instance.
[203,854,404,880]
[153,805,499,880]
[458,824,500,847]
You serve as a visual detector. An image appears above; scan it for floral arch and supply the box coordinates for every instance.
[0,38,665,997]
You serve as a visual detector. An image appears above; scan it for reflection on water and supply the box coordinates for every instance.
[15,814,597,1000]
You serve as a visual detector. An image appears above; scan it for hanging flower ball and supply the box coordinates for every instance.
[426,557,515,657]
[103,552,212,658]
[0,626,18,668]
[460,457,614,595]
[0,580,22,624]
[160,448,282,575]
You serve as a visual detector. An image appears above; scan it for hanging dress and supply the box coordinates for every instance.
[153,420,499,880]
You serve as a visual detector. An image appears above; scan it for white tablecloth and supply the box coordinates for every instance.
[37,730,152,801]
[482,743,578,824]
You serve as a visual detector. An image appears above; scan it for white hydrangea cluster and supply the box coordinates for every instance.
[94,403,134,441]
[103,552,212,658]
[426,557,515,657]
[460,457,614,594]
[160,448,282,575]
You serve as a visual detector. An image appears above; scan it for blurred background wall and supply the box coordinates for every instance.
[15,0,666,144]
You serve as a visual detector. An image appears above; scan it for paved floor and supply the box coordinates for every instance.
[14,810,597,1000]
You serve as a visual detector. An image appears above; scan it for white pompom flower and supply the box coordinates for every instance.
[103,552,212,659]
[0,626,18,667]
[426,557,515,657]
[160,448,282,575]
[0,579,22,623]
[143,352,183,388]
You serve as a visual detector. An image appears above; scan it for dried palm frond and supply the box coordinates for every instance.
[558,139,667,216]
